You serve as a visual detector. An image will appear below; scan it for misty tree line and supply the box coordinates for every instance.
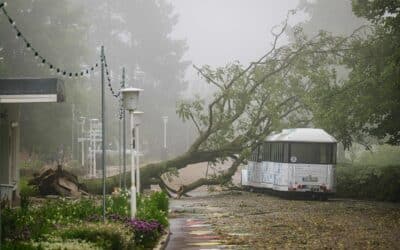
[0,0,191,161]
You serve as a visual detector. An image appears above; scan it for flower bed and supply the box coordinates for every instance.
[1,191,169,249]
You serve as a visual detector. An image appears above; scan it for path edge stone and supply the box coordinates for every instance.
[153,227,171,250]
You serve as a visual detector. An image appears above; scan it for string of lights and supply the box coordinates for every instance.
[103,54,121,98]
[0,2,99,78]
[1,1,125,119]
[102,53,125,120]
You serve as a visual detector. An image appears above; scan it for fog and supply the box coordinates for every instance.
[169,0,303,89]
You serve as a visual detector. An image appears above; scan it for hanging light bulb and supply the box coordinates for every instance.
[16,32,21,39]
[8,17,15,26]
[34,51,39,59]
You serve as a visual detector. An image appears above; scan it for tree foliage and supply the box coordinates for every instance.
[302,0,400,147]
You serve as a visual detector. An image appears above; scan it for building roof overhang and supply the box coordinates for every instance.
[0,78,65,103]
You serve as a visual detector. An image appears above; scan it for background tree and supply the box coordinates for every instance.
[82,0,190,160]
[306,0,400,147]
[0,0,90,158]
[0,0,190,162]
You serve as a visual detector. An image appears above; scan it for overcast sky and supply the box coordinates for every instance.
[168,0,304,83]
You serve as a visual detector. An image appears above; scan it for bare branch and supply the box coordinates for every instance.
[189,112,202,134]
[193,65,224,90]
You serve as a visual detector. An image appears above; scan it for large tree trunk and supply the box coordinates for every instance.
[159,156,243,198]
[84,149,238,194]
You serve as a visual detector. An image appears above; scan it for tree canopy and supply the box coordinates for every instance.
[306,0,400,147]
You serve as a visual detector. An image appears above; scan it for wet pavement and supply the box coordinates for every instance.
[165,191,400,249]
[166,216,225,250]
[166,197,233,250]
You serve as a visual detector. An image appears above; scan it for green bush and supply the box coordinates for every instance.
[137,192,169,227]
[106,189,130,217]
[336,163,400,201]
[1,192,169,248]
[1,198,101,241]
[58,222,135,250]
[2,238,100,250]
[19,178,38,210]
[354,144,400,166]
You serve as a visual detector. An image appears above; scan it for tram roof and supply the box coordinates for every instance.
[266,128,337,143]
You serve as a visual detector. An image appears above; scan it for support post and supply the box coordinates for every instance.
[101,45,106,222]
[122,68,127,190]
[135,124,140,193]
[130,111,137,218]
[118,115,122,189]
[72,104,75,160]
[81,118,85,167]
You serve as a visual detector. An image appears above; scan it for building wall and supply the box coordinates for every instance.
[0,104,20,205]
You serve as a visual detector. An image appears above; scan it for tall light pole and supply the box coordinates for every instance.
[162,116,168,159]
[162,116,168,149]
[121,67,127,190]
[121,87,143,219]
[89,118,99,178]
[133,111,143,193]
[101,45,106,222]
[80,117,86,167]
[72,104,75,160]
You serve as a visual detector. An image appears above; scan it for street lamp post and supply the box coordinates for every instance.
[121,87,143,219]
[162,116,168,160]
[162,116,168,149]
[133,111,143,193]
[80,117,86,167]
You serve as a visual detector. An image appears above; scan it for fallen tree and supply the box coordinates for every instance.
[85,14,364,197]
[29,165,88,197]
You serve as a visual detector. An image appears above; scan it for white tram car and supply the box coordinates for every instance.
[241,128,337,199]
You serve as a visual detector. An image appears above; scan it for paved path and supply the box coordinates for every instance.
[166,198,230,250]
[167,216,224,250]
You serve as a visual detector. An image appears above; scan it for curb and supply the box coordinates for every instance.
[153,228,171,250]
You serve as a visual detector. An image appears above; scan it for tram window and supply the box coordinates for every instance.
[332,144,337,164]
[257,144,263,162]
[289,143,335,164]
[283,143,289,163]
[250,148,258,161]
[268,142,284,162]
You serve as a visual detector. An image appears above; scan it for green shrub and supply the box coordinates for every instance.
[1,198,101,241]
[149,191,169,213]
[19,178,38,210]
[106,189,130,217]
[336,163,400,201]
[354,144,400,166]
[2,238,100,250]
[59,222,135,250]
[137,192,169,227]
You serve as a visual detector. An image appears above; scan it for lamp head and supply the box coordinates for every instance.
[121,87,143,111]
